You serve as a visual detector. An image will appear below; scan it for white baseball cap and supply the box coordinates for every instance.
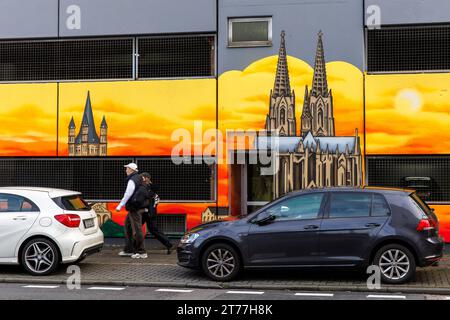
[124,163,138,172]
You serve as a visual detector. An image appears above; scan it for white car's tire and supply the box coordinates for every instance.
[21,238,60,276]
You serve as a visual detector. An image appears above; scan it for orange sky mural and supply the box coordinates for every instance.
[366,73,450,154]
[58,79,216,156]
[0,84,57,156]
[218,55,363,137]
[217,55,364,206]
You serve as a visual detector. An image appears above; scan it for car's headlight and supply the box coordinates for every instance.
[180,233,200,244]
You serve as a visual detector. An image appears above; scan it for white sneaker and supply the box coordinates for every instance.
[118,251,133,257]
[131,253,148,259]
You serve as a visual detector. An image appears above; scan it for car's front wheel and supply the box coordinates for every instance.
[373,244,416,284]
[21,238,60,276]
[201,243,241,281]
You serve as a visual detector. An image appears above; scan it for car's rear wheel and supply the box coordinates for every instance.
[373,244,416,284]
[201,243,241,281]
[21,238,60,276]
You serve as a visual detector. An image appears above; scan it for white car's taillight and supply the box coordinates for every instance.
[54,214,81,228]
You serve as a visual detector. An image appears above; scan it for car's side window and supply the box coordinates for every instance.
[371,194,390,216]
[264,193,324,221]
[329,192,372,218]
[0,193,39,212]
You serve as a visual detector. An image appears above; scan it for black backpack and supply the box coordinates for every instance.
[126,181,150,211]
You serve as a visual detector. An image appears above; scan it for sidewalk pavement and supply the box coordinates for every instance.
[0,239,449,295]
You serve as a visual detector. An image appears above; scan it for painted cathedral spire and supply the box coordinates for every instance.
[311,31,329,98]
[68,91,107,156]
[301,31,335,137]
[77,90,100,144]
[272,30,291,97]
[265,31,296,136]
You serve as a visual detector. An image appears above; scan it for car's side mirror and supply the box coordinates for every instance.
[253,211,276,225]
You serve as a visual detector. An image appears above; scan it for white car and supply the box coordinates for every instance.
[0,187,104,275]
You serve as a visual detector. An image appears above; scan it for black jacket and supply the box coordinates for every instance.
[125,173,147,211]
[145,183,159,218]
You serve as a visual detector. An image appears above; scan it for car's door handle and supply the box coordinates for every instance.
[304,225,319,230]
[365,223,381,228]
[13,216,27,221]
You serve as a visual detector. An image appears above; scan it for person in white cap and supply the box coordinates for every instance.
[116,163,147,259]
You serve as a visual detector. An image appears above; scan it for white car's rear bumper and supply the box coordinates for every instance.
[57,228,104,263]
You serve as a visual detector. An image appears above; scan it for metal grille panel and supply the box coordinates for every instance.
[0,158,133,200]
[0,38,134,81]
[137,35,215,78]
[367,25,450,72]
[367,156,450,202]
[147,214,186,235]
[136,158,214,201]
[0,157,214,201]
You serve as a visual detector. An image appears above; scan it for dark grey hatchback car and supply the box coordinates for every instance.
[177,187,444,284]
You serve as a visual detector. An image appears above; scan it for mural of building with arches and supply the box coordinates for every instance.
[260,31,362,198]
[91,203,112,227]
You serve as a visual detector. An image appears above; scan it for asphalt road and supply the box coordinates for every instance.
[0,282,449,300]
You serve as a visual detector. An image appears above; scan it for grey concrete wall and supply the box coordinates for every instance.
[365,0,450,25]
[218,0,365,73]
[59,0,216,37]
[0,0,58,39]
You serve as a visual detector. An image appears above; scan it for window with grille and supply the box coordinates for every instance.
[228,17,272,47]
[0,157,215,201]
[136,158,214,201]
[0,38,133,81]
[137,35,215,78]
[147,214,186,236]
[366,25,450,72]
[366,156,450,203]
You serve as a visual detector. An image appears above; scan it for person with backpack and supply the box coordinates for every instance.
[115,163,147,259]
[140,172,174,254]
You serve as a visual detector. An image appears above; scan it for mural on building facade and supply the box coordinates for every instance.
[0,84,58,156]
[201,206,229,223]
[1,32,449,242]
[366,73,450,154]
[58,80,218,236]
[68,91,108,156]
[260,31,362,197]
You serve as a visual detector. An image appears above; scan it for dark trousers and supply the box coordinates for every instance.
[124,209,146,254]
[142,212,172,248]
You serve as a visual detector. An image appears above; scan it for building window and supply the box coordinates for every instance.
[366,24,450,73]
[228,17,272,47]
[137,35,215,78]
[366,155,450,203]
[0,157,215,202]
[0,38,133,82]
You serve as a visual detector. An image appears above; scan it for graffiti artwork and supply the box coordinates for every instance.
[259,31,362,197]
[68,91,108,157]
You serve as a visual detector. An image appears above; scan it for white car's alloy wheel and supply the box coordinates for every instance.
[21,239,60,275]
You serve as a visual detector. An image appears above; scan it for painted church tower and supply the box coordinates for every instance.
[301,31,335,137]
[68,91,107,156]
[265,31,296,136]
